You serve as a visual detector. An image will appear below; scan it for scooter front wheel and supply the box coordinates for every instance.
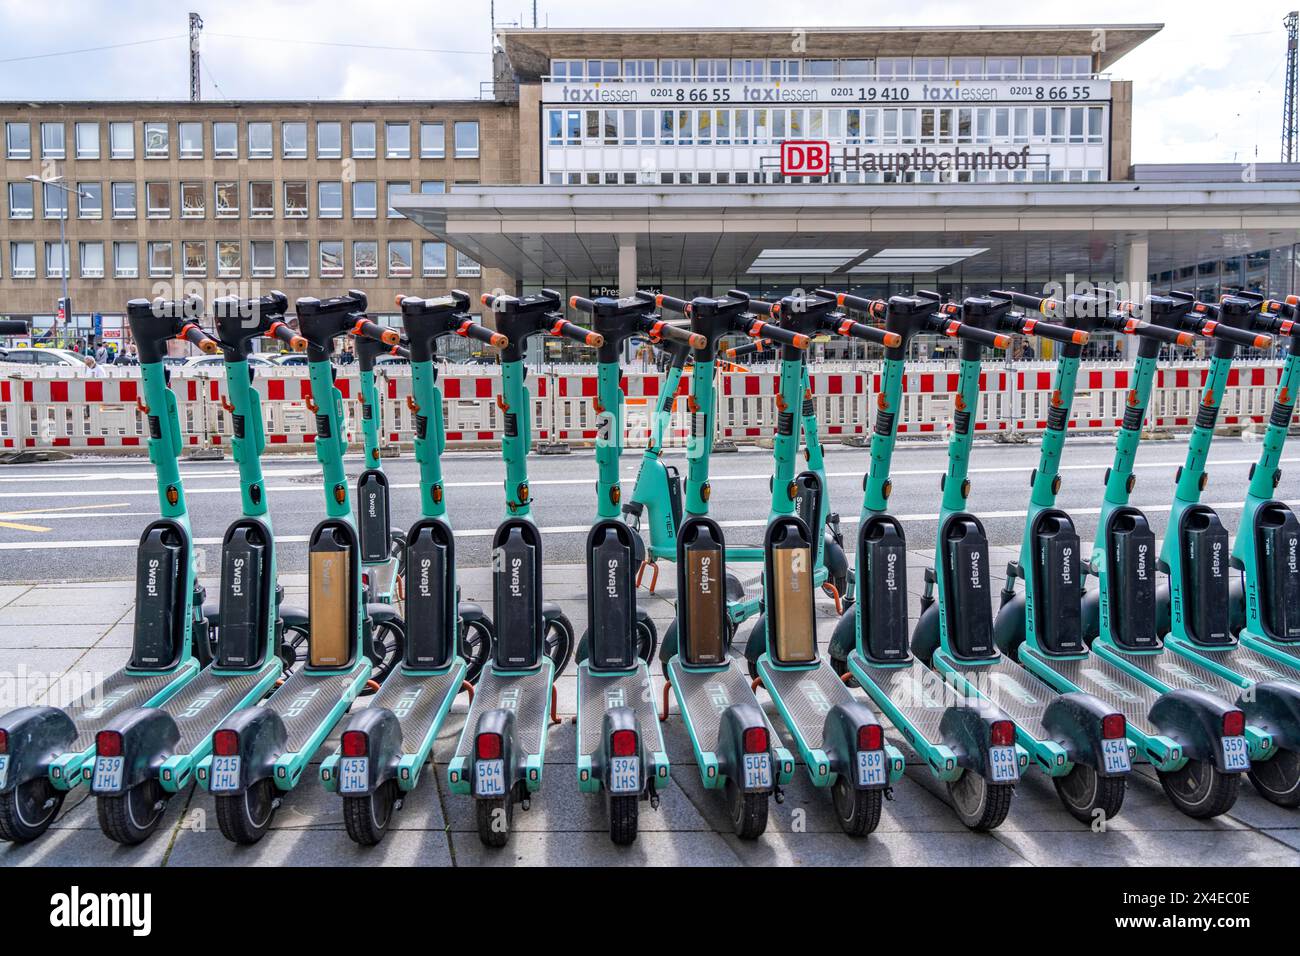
[0,778,65,843]
[459,617,493,686]
[215,778,278,845]
[608,792,638,846]
[343,780,400,846]
[97,780,169,845]
[476,795,513,847]
[544,613,575,678]
[1053,764,1125,825]
[831,776,883,837]
[725,778,769,839]
[947,771,1013,831]
[1157,760,1239,819]
[1248,748,1300,808]
[365,618,406,691]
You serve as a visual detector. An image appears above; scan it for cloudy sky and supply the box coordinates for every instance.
[0,0,1293,165]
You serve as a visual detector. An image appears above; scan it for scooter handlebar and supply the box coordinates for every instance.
[1199,319,1271,350]
[458,320,509,349]
[351,318,401,347]
[729,291,777,317]
[724,339,769,359]
[745,318,808,350]
[990,290,1055,313]
[568,295,597,314]
[1015,316,1089,346]
[813,288,886,319]
[650,292,691,316]
[942,318,1010,350]
[549,318,604,348]
[646,319,707,350]
[832,317,902,348]
[268,320,307,352]
[179,322,219,354]
[1114,317,1195,347]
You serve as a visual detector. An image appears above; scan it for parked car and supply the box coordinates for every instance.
[271,353,310,367]
[183,353,276,369]
[0,346,93,367]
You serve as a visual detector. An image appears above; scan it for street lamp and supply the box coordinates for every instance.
[26,174,88,347]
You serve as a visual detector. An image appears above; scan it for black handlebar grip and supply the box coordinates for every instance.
[1200,320,1271,350]
[1122,319,1194,347]
[1018,317,1089,346]
[352,318,401,347]
[651,292,690,315]
[746,319,808,350]
[568,295,597,314]
[944,320,1010,350]
[269,320,307,352]
[990,290,1055,313]
[181,322,219,354]
[459,320,508,349]
[549,318,604,348]
[832,317,903,348]
[646,319,707,350]
[814,288,886,319]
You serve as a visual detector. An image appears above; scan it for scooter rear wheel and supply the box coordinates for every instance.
[0,778,65,843]
[476,795,512,848]
[947,771,1013,831]
[831,776,883,837]
[97,779,168,845]
[725,778,769,839]
[343,780,399,846]
[459,617,493,686]
[1157,760,1239,819]
[366,618,406,691]
[215,778,278,845]
[1248,748,1300,808]
[608,793,638,846]
[1053,764,1125,825]
[543,613,575,678]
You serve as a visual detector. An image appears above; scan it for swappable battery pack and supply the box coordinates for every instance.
[1108,514,1158,649]
[769,521,816,665]
[356,470,391,564]
[1182,512,1231,645]
[588,526,636,670]
[217,526,266,667]
[943,517,994,659]
[681,522,726,666]
[309,527,352,667]
[131,524,185,669]
[493,524,541,669]
[1259,506,1300,640]
[1034,516,1084,654]
[861,520,910,662]
[405,523,453,668]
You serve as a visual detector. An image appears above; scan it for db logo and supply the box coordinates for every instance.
[780,140,831,176]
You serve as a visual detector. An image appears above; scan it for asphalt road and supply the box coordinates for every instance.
[0,435,1297,583]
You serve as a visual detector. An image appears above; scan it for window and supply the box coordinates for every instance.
[75,122,100,159]
[111,182,136,218]
[8,181,33,219]
[250,240,274,277]
[45,242,67,278]
[352,180,376,218]
[213,121,237,158]
[144,122,169,158]
[420,180,445,194]
[353,240,378,277]
[41,122,65,159]
[215,181,238,217]
[420,122,444,158]
[113,241,138,278]
[421,241,446,277]
[146,182,170,218]
[43,182,67,220]
[454,121,479,158]
[148,241,172,277]
[455,250,480,277]
[317,121,341,158]
[179,122,203,158]
[351,121,376,158]
[216,240,241,277]
[320,240,343,278]
[249,181,273,217]
[985,57,1020,79]
[386,181,409,218]
[182,240,206,277]
[177,181,203,218]
[6,122,31,159]
[285,240,309,277]
[385,122,410,158]
[80,241,104,278]
[10,241,36,278]
[387,240,412,277]
[318,181,342,218]
[284,181,308,217]
[624,58,656,81]
[282,121,307,159]
[247,122,272,159]
[109,122,134,159]
[77,183,102,219]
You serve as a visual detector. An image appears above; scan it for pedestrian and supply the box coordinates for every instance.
[84,356,105,378]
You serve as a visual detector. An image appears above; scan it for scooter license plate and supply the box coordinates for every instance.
[209,755,241,792]
[339,757,369,794]
[1101,737,1132,774]
[1221,735,1250,772]
[475,759,506,797]
[856,749,886,788]
[0,755,8,789]
[989,746,1019,783]
[609,755,640,794]
[742,753,772,791]
[92,755,124,793]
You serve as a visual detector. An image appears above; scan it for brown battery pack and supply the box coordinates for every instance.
[685,547,725,665]
[771,545,816,663]
[309,549,351,666]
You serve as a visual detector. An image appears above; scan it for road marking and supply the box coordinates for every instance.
[0,520,49,533]
[0,500,130,534]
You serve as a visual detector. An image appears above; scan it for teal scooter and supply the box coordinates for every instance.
[568,292,701,843]
[88,293,303,844]
[447,289,595,846]
[197,291,405,843]
[0,305,209,843]
[321,291,503,845]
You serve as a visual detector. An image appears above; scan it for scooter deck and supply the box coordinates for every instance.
[933,652,1052,742]
[1094,643,1246,705]
[454,665,554,762]
[62,663,199,752]
[1244,637,1300,664]
[849,652,950,748]
[576,663,663,758]
[1168,639,1300,687]
[1020,647,1160,736]
[273,664,369,753]
[371,667,464,756]
[757,660,855,750]
[665,657,782,753]
[162,662,279,754]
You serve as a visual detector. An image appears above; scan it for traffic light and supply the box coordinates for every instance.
[55,296,71,322]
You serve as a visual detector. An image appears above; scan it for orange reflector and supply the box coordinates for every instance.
[1255,335,1271,348]
[883,332,902,348]
[689,332,707,349]
[381,329,400,346]
[569,296,579,308]
[1072,330,1089,345]
[993,335,1011,349]
[490,332,508,348]
[1177,332,1194,346]
[792,334,810,349]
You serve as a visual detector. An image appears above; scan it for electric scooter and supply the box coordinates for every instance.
[320,291,503,845]
[824,289,1032,831]
[0,304,210,843]
[195,291,406,843]
[447,289,596,846]
[1002,292,1268,818]
[567,293,702,843]
[87,293,303,844]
